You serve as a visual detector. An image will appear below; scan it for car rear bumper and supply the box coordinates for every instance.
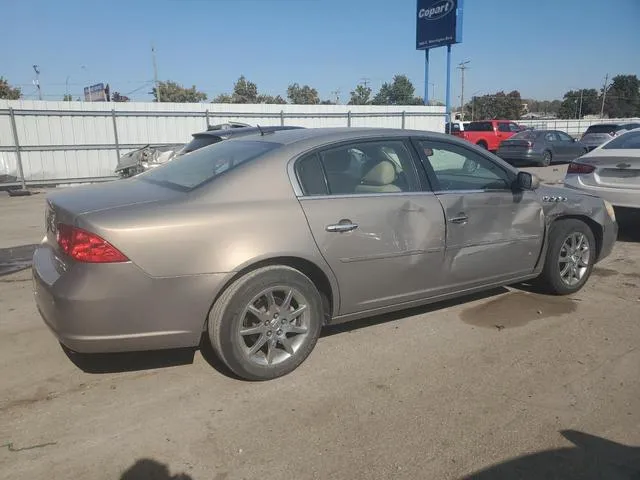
[564,176,640,209]
[32,242,227,353]
[496,150,543,164]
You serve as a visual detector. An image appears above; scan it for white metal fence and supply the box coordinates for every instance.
[516,118,640,138]
[0,100,446,187]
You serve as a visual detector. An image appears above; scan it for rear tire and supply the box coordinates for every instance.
[541,150,552,167]
[208,266,324,381]
[536,219,596,295]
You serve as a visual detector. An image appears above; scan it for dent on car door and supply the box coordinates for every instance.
[293,139,446,315]
[412,138,544,288]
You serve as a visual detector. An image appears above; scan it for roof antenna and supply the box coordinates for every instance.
[256,124,264,136]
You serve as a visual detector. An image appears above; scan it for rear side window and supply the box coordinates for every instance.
[139,140,279,191]
[602,131,640,149]
[465,122,494,132]
[497,123,510,132]
[296,154,328,195]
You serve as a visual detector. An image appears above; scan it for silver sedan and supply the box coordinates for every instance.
[564,128,640,210]
[33,128,618,380]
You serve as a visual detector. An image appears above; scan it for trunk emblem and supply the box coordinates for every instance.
[616,162,631,169]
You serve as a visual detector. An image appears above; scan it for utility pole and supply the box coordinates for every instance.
[600,74,609,119]
[578,89,584,119]
[457,61,470,120]
[152,45,160,102]
[331,89,341,104]
[33,65,42,100]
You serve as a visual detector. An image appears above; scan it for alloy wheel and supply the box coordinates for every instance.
[558,232,590,286]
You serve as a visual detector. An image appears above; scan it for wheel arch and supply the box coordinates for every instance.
[550,215,603,260]
[205,255,338,330]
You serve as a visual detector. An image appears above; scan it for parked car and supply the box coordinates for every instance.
[445,121,469,134]
[497,129,587,166]
[455,120,521,152]
[33,127,617,380]
[580,122,640,152]
[115,124,304,178]
[564,128,640,210]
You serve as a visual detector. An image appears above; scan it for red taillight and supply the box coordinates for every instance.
[56,224,128,263]
[567,162,596,175]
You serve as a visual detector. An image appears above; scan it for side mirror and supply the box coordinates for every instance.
[516,171,540,190]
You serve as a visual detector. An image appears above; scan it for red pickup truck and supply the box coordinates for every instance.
[453,120,522,152]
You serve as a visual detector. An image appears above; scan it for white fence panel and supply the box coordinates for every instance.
[0,100,445,185]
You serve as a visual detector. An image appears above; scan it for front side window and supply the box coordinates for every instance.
[418,140,513,192]
[544,132,559,142]
[509,123,521,132]
[139,140,279,191]
[498,123,511,133]
[465,122,493,132]
[298,140,420,195]
[556,131,574,142]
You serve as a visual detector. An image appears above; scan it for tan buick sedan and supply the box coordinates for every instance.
[33,128,618,380]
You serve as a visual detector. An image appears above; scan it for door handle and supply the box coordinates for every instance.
[449,214,469,224]
[326,220,359,233]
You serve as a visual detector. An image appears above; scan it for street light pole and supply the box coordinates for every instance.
[600,74,610,119]
[33,65,42,100]
[457,61,470,121]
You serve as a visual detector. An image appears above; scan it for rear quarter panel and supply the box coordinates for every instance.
[77,157,334,282]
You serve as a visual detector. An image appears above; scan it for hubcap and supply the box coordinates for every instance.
[238,287,310,366]
[558,232,590,286]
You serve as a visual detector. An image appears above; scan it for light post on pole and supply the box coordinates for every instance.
[457,61,470,121]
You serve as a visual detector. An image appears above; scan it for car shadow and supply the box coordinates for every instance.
[616,212,640,243]
[460,430,640,479]
[321,287,508,337]
[61,344,196,374]
[67,288,508,379]
[120,458,194,480]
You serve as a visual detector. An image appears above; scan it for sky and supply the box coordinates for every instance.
[2,0,639,104]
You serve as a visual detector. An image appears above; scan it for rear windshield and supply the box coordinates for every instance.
[602,130,640,150]
[139,140,280,191]
[178,135,223,155]
[584,124,623,134]
[511,131,539,140]
[464,122,494,132]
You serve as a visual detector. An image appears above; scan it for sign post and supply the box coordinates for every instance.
[416,0,464,124]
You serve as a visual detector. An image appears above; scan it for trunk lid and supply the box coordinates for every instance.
[499,139,532,151]
[576,153,640,189]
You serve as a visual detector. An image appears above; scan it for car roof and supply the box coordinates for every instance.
[192,125,303,139]
[224,127,454,148]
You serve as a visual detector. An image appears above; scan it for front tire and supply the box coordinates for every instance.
[537,219,596,295]
[208,266,324,381]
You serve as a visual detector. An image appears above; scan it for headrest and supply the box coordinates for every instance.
[361,161,396,186]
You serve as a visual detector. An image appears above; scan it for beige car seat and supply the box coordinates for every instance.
[355,160,401,193]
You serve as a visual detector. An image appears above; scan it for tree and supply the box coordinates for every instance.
[464,90,524,120]
[63,94,73,101]
[525,99,562,116]
[212,93,233,104]
[231,75,258,104]
[0,77,21,99]
[557,89,600,119]
[152,81,207,103]
[111,92,130,102]
[348,84,372,105]
[602,74,640,118]
[256,94,287,104]
[371,75,416,105]
[287,83,319,104]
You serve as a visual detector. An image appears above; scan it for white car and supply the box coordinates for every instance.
[564,128,640,210]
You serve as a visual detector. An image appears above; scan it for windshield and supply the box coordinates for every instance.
[138,140,280,191]
[511,131,539,140]
[602,130,640,149]
[584,124,621,135]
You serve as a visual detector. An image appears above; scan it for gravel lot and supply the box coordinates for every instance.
[1,169,639,479]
